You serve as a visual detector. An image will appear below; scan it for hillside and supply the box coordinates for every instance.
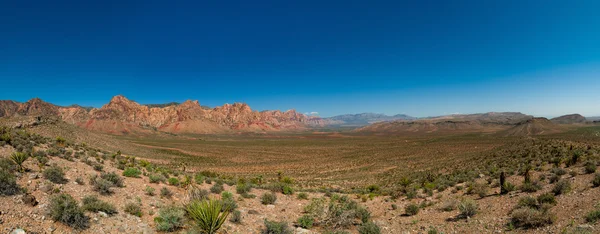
[502,117,565,136]
[321,113,415,126]
[0,96,325,135]
[355,112,533,134]
[551,114,587,124]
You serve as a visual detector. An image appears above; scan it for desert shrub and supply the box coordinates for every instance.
[149,173,166,183]
[161,187,173,198]
[552,179,571,195]
[194,173,205,184]
[90,176,115,195]
[358,221,381,234]
[47,193,89,229]
[9,152,29,172]
[93,164,104,172]
[503,182,516,192]
[122,167,141,178]
[145,186,155,196]
[187,186,209,202]
[221,192,237,212]
[282,185,294,195]
[236,182,252,194]
[516,196,539,209]
[405,203,419,216]
[0,168,20,196]
[537,193,557,205]
[510,207,555,228]
[548,174,560,184]
[467,182,488,198]
[551,167,567,176]
[211,183,224,194]
[304,198,326,218]
[297,214,314,229]
[81,195,117,215]
[124,202,143,217]
[261,192,277,205]
[356,207,371,223]
[44,165,68,184]
[168,177,180,186]
[520,181,541,193]
[154,206,186,232]
[586,210,600,223]
[440,200,457,212]
[230,210,242,224]
[585,161,597,174]
[262,219,292,234]
[297,192,309,200]
[593,173,600,187]
[100,172,124,187]
[186,199,229,234]
[458,199,478,218]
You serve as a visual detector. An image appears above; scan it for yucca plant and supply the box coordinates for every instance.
[185,199,229,234]
[10,152,29,172]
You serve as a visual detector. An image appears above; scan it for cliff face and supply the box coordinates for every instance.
[0,96,324,134]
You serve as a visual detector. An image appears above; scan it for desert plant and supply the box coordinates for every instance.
[440,200,457,212]
[44,165,68,184]
[262,219,292,234]
[122,167,141,178]
[467,182,488,198]
[236,182,252,194]
[210,183,224,194]
[154,206,186,232]
[221,192,237,212]
[0,168,20,195]
[502,182,516,193]
[297,192,309,200]
[458,199,478,218]
[585,161,597,174]
[261,192,277,205]
[510,207,555,228]
[81,195,117,215]
[9,152,28,172]
[149,173,166,183]
[586,210,600,223]
[186,199,229,234]
[168,177,180,186]
[161,187,173,198]
[229,210,242,224]
[358,221,381,234]
[516,196,539,209]
[297,215,314,229]
[47,193,89,229]
[145,186,156,196]
[100,172,124,187]
[593,173,600,187]
[405,203,419,216]
[552,179,571,195]
[537,193,557,205]
[124,202,143,217]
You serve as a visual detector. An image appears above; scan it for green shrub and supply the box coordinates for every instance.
[211,183,224,194]
[161,187,173,198]
[122,167,141,178]
[458,199,478,218]
[90,176,114,195]
[187,186,209,201]
[9,152,28,172]
[168,177,180,186]
[593,173,600,187]
[145,186,155,196]
[262,219,292,234]
[149,173,166,183]
[552,179,571,195]
[124,202,143,217]
[586,210,600,223]
[510,207,555,228]
[154,206,186,232]
[297,192,309,200]
[520,181,541,193]
[0,168,20,195]
[551,167,566,176]
[358,221,381,234]
[297,215,314,229]
[92,164,104,172]
[221,192,237,212]
[261,192,277,205]
[405,203,419,216]
[516,196,539,209]
[356,207,371,223]
[100,172,124,187]
[47,193,89,229]
[194,173,205,184]
[44,165,68,184]
[467,182,488,198]
[236,182,252,194]
[537,193,557,205]
[186,199,229,234]
[548,174,560,184]
[503,182,516,192]
[282,185,294,195]
[440,200,457,212]
[585,162,597,174]
[81,195,117,215]
[229,210,242,224]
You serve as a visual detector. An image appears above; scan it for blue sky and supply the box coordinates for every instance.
[1,0,599,117]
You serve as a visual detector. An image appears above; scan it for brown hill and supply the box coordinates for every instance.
[551,114,587,124]
[502,117,564,136]
[355,112,533,134]
[0,96,325,134]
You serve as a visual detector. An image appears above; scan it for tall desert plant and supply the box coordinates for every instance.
[10,152,29,172]
[185,199,229,234]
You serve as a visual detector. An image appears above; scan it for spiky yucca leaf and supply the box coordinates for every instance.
[10,152,29,172]
[186,199,229,234]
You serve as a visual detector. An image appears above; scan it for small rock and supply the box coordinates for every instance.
[248,210,260,215]
[11,229,26,234]
[28,173,38,180]
[266,205,275,209]
[22,194,38,207]
[98,211,108,217]
[577,224,594,231]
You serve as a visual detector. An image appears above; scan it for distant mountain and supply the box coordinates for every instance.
[355,112,535,134]
[551,114,587,124]
[0,96,326,134]
[502,117,564,136]
[322,113,415,126]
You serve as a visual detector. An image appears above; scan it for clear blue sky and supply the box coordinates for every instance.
[1,0,599,117]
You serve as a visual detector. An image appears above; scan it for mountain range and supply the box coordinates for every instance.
[0,96,594,136]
